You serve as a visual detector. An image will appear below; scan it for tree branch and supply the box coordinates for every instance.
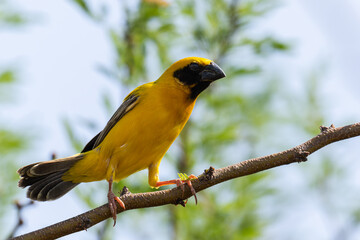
[13,122,360,240]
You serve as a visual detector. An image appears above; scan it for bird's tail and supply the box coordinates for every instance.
[18,154,84,201]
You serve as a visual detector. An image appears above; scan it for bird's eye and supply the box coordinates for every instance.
[189,62,201,72]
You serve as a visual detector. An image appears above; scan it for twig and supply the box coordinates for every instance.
[7,200,34,239]
[12,122,360,240]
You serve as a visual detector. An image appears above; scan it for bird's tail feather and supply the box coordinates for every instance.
[18,154,84,201]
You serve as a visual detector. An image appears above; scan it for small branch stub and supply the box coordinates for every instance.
[120,186,131,196]
[295,150,310,163]
[175,199,187,207]
[79,216,91,230]
[320,124,335,133]
[204,166,215,180]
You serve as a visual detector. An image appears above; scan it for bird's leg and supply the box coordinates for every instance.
[107,176,125,226]
[156,174,198,204]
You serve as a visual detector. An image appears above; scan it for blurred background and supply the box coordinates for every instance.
[1,0,360,239]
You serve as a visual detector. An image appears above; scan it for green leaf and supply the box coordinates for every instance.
[0,70,15,84]
[0,129,27,155]
[72,0,92,16]
[62,118,84,152]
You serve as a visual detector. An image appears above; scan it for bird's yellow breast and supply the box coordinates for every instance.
[103,82,195,181]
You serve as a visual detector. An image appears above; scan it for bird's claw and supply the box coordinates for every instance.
[107,191,125,226]
[155,174,198,205]
[177,173,198,204]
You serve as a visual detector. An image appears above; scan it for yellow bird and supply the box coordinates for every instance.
[18,57,226,223]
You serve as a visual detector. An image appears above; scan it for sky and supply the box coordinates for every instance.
[1,0,360,239]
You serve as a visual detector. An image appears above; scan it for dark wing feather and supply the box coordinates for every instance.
[81,92,139,152]
[81,132,101,153]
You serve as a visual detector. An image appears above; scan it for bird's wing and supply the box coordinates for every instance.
[81,92,140,153]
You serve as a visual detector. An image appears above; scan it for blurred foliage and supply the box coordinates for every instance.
[0,0,29,27]
[63,118,84,153]
[63,0,348,240]
[0,2,31,238]
[0,69,15,83]
[0,70,29,238]
[0,69,16,101]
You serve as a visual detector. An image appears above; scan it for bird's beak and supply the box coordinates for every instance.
[200,62,226,82]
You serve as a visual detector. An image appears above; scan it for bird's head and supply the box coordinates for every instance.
[158,57,226,99]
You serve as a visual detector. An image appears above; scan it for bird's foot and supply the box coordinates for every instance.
[107,190,125,226]
[156,173,198,204]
